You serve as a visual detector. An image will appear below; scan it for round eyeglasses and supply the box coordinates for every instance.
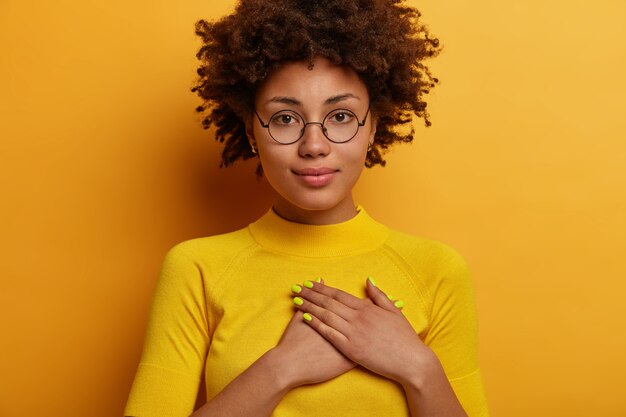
[254,106,370,145]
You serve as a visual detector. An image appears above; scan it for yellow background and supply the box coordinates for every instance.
[1,0,624,416]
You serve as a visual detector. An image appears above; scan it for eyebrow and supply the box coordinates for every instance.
[264,93,361,106]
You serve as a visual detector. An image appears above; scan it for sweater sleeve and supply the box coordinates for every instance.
[423,245,489,417]
[124,243,210,417]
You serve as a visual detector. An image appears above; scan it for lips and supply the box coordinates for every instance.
[293,167,338,176]
[292,167,338,187]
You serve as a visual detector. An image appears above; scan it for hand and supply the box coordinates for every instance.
[291,278,434,385]
[272,279,356,389]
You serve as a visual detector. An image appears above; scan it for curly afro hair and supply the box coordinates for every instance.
[191,0,441,174]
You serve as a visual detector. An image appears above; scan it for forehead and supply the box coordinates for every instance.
[254,57,369,106]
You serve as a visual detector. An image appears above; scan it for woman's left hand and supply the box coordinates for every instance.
[291,278,436,385]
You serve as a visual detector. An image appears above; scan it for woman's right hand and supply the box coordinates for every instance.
[188,284,353,417]
[271,281,356,388]
[186,279,357,417]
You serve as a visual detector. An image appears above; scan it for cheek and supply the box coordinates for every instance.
[337,150,368,183]
[344,142,369,167]
[257,149,292,187]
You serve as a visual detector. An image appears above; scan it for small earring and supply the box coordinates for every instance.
[367,143,373,151]
[250,145,257,154]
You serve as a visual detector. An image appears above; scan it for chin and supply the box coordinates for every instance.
[289,198,342,212]
[278,191,349,213]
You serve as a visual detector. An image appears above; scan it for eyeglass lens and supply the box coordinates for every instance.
[268,109,360,144]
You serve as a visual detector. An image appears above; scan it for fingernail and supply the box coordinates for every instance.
[394,300,405,309]
[291,284,302,294]
[315,277,322,283]
[367,276,377,287]
[303,313,312,322]
[293,297,304,306]
[303,280,314,289]
[387,294,394,301]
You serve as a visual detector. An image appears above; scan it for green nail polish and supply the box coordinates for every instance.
[303,313,312,322]
[303,280,314,289]
[315,277,322,283]
[291,284,302,294]
[387,294,394,301]
[293,297,304,306]
[394,300,405,309]
[367,276,377,287]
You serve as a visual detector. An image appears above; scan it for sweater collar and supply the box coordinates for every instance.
[247,205,389,258]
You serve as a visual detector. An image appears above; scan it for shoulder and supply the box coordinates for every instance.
[383,228,470,277]
[381,228,474,309]
[159,226,258,278]
[167,226,255,257]
[166,227,255,261]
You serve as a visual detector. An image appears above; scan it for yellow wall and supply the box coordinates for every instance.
[1,0,624,415]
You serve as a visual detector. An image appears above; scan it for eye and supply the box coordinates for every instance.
[271,112,301,126]
[326,110,355,124]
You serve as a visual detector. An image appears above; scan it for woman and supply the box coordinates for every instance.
[125,0,489,416]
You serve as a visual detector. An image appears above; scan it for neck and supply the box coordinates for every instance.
[272,196,358,225]
[248,204,389,257]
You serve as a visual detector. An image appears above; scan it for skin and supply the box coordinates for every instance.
[292,279,468,417]
[182,57,469,417]
[247,57,376,225]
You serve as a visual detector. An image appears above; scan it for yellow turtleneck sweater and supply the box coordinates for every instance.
[125,206,489,416]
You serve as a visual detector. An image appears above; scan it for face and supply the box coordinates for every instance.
[249,57,376,224]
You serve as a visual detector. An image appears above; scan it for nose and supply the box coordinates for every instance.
[298,122,331,158]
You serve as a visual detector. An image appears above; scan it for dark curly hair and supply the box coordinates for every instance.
[191,0,441,174]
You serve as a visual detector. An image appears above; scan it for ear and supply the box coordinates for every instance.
[246,132,256,150]
[244,116,257,153]
[368,114,377,147]
[248,138,258,155]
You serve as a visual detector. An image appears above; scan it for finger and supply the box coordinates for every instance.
[365,277,401,312]
[301,280,363,310]
[290,277,324,295]
[301,312,350,352]
[298,281,355,320]
[383,293,405,309]
[293,296,352,336]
